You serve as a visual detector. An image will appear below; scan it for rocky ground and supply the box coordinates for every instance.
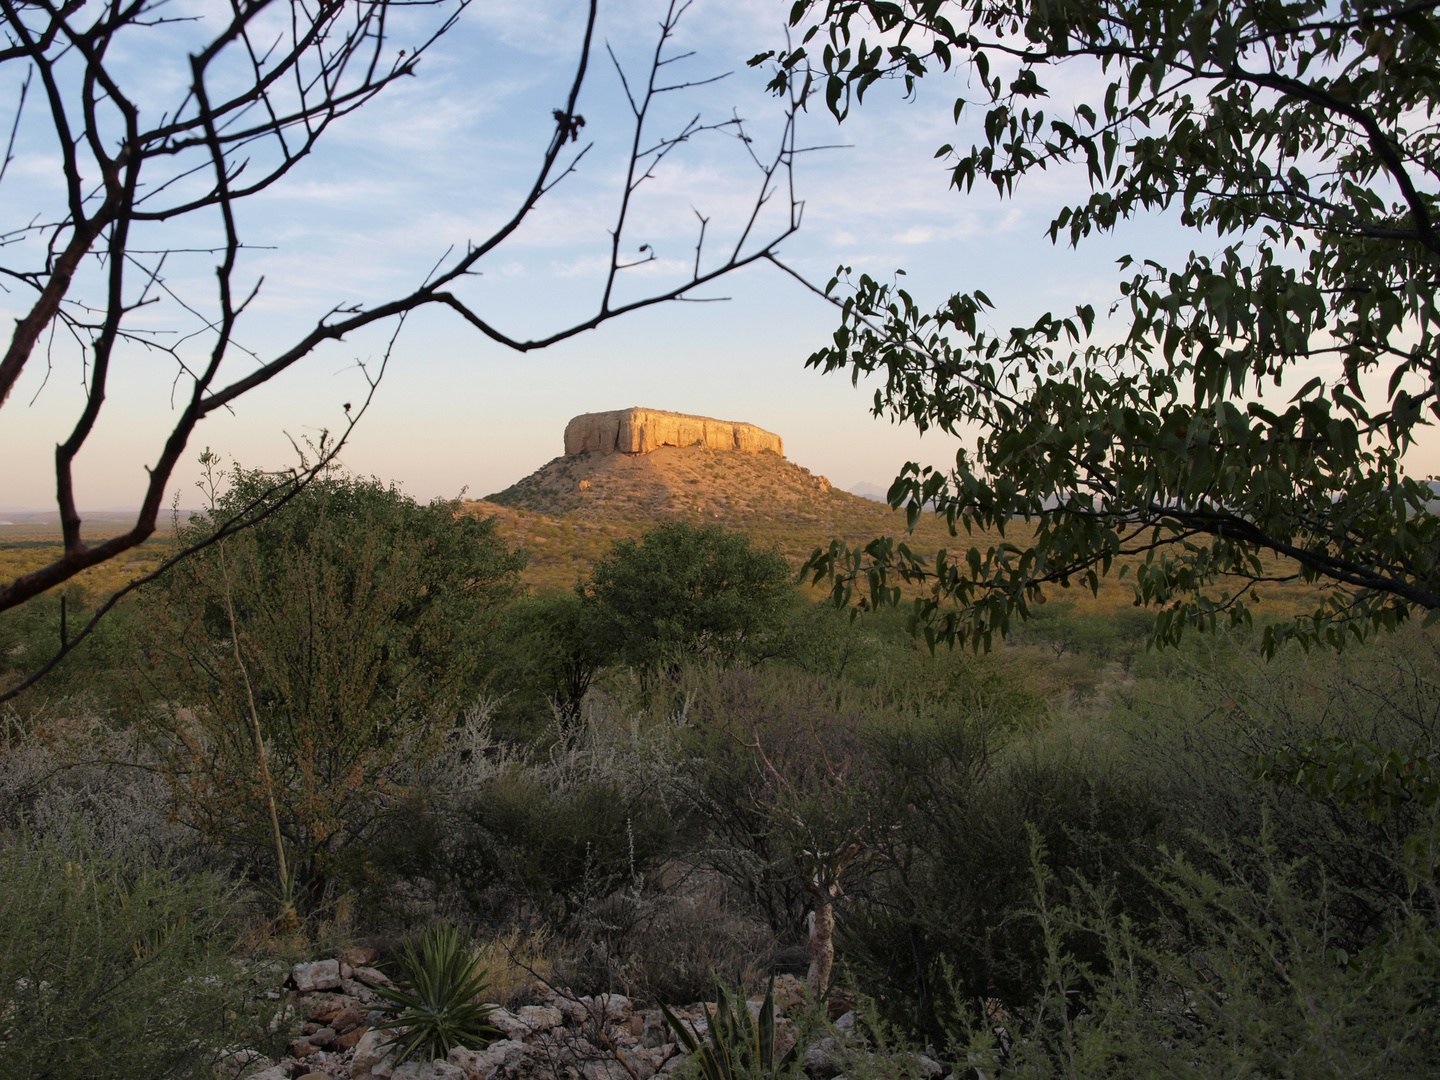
[225,951,946,1080]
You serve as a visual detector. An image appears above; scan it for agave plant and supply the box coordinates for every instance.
[661,978,799,1080]
[367,923,500,1063]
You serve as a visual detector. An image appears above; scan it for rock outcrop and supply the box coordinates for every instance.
[221,955,931,1080]
[564,408,783,458]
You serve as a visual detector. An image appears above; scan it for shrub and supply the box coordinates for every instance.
[0,584,137,712]
[479,592,616,736]
[0,712,184,861]
[0,833,278,1080]
[570,868,778,1004]
[835,713,1164,1043]
[588,523,792,669]
[448,698,689,921]
[1116,627,1440,946]
[958,831,1440,1079]
[135,465,523,904]
[672,663,896,941]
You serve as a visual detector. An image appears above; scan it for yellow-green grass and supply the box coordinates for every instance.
[0,527,171,606]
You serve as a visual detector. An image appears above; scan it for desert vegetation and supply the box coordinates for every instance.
[4,0,1438,1075]
[1,459,1436,1079]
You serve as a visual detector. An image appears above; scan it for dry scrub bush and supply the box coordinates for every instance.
[1116,626,1440,935]
[954,831,1440,1080]
[446,692,690,916]
[417,689,782,1003]
[0,709,184,863]
[559,864,777,1003]
[472,925,558,1007]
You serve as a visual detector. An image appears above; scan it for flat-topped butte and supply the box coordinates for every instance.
[563,407,783,457]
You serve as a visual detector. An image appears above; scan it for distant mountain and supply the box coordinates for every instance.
[849,482,890,503]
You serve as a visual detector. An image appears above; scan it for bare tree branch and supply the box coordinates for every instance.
[0,0,812,697]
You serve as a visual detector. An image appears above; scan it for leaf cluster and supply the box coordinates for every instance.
[134,466,523,899]
[961,830,1440,1078]
[759,0,1440,654]
[586,522,794,670]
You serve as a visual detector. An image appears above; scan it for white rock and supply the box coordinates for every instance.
[448,1046,483,1073]
[617,1047,656,1080]
[266,1002,294,1033]
[449,1039,527,1080]
[342,977,382,1002]
[420,1061,467,1080]
[806,1036,841,1074]
[917,1054,944,1077]
[582,993,631,1021]
[834,1010,857,1033]
[246,1070,288,1080]
[215,1048,270,1077]
[487,1008,526,1040]
[641,1013,668,1048]
[672,1016,707,1042]
[354,965,392,986]
[291,959,341,992]
[350,1027,398,1080]
[550,996,590,1024]
[515,1004,564,1032]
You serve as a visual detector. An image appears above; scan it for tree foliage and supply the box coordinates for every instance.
[136,465,522,901]
[760,0,1440,653]
[587,522,794,669]
[481,592,617,732]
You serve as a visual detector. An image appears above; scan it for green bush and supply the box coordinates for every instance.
[479,591,616,736]
[1116,628,1440,946]
[447,707,688,920]
[588,523,792,670]
[456,770,682,916]
[135,464,523,903]
[837,719,1163,1043]
[0,834,278,1080]
[0,585,139,714]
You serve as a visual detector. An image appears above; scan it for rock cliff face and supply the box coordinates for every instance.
[564,408,783,457]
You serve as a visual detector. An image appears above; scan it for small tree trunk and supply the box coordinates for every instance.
[807,891,835,997]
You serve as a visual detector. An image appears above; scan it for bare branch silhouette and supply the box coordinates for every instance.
[0,0,809,699]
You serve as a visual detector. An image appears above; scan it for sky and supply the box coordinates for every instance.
[2,0,1436,514]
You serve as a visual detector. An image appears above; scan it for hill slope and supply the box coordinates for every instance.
[472,444,1330,620]
[471,445,963,591]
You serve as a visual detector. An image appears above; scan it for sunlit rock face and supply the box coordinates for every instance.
[563,408,783,457]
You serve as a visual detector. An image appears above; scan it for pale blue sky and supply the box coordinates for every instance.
[3,0,1434,512]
